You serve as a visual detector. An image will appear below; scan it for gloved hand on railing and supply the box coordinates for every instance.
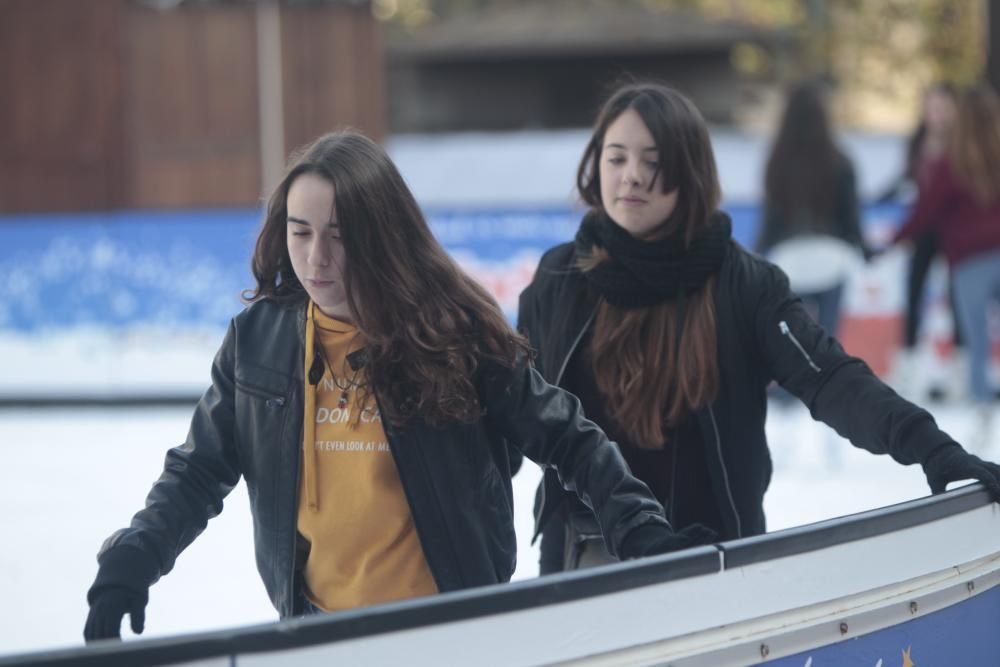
[621,522,718,560]
[85,586,147,641]
[84,545,159,642]
[922,443,1000,497]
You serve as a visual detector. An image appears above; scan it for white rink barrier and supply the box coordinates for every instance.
[2,484,997,667]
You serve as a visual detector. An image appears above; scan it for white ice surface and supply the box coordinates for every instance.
[0,400,994,658]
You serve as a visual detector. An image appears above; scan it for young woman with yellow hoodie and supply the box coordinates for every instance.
[83,131,713,641]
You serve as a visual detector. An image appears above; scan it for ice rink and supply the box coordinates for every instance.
[1,398,992,658]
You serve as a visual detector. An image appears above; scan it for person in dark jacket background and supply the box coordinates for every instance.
[757,81,868,337]
[84,131,710,641]
[519,82,1000,574]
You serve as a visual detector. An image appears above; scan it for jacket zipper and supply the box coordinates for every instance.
[708,406,742,539]
[287,417,302,616]
[376,396,451,592]
[531,304,599,541]
[668,436,678,527]
[779,321,821,373]
[289,303,307,616]
[554,304,599,386]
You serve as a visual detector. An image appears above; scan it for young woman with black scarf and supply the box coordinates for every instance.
[518,82,1000,574]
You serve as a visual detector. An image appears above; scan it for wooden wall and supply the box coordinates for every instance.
[0,0,126,211]
[281,5,386,156]
[124,5,262,208]
[0,0,385,213]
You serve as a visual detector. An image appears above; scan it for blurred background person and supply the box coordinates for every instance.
[882,83,963,401]
[756,81,868,338]
[893,84,1000,440]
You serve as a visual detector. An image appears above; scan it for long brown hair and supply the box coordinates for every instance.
[245,131,530,427]
[950,84,1000,205]
[764,81,844,232]
[577,83,721,448]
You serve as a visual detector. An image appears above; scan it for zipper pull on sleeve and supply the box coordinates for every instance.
[779,320,822,373]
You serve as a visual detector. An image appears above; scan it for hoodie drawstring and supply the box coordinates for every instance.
[303,301,320,513]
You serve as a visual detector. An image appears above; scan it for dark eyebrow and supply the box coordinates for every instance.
[605,143,658,152]
[287,216,338,228]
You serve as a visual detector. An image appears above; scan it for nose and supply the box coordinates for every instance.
[307,237,331,267]
[622,158,642,186]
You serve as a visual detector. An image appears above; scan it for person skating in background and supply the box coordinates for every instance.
[893,84,1000,442]
[882,83,964,401]
[518,81,1000,574]
[84,130,711,641]
[757,81,868,338]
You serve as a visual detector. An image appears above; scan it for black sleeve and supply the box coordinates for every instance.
[835,159,870,256]
[755,204,782,254]
[873,173,907,204]
[477,355,668,559]
[516,277,544,377]
[507,262,545,477]
[749,257,954,466]
[96,320,242,579]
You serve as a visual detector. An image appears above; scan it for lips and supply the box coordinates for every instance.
[306,278,336,287]
[619,196,647,206]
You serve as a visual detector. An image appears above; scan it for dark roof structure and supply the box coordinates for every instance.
[385,1,790,131]
[389,1,787,61]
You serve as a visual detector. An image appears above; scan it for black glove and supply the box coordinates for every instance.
[84,586,147,641]
[83,545,159,642]
[620,522,718,560]
[922,443,1000,497]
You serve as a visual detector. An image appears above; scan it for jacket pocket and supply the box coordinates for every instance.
[234,366,293,482]
[235,380,287,408]
[235,363,292,406]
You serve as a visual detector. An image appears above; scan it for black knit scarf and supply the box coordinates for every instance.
[574,210,732,309]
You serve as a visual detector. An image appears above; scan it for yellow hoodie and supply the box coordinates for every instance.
[297,301,437,611]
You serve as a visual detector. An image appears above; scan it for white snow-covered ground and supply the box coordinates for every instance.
[0,399,994,659]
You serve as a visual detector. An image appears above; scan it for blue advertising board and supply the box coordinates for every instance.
[0,203,903,333]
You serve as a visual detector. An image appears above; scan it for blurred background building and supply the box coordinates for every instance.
[3,0,996,211]
[1,0,385,212]
[385,0,790,131]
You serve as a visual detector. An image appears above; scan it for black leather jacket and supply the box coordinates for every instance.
[97,299,669,617]
[520,239,955,542]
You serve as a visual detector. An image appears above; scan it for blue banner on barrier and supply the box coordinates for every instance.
[0,210,257,332]
[765,583,1000,666]
[0,203,903,333]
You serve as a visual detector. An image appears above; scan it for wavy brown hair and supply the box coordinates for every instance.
[578,83,721,448]
[950,84,1000,205]
[245,131,530,427]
